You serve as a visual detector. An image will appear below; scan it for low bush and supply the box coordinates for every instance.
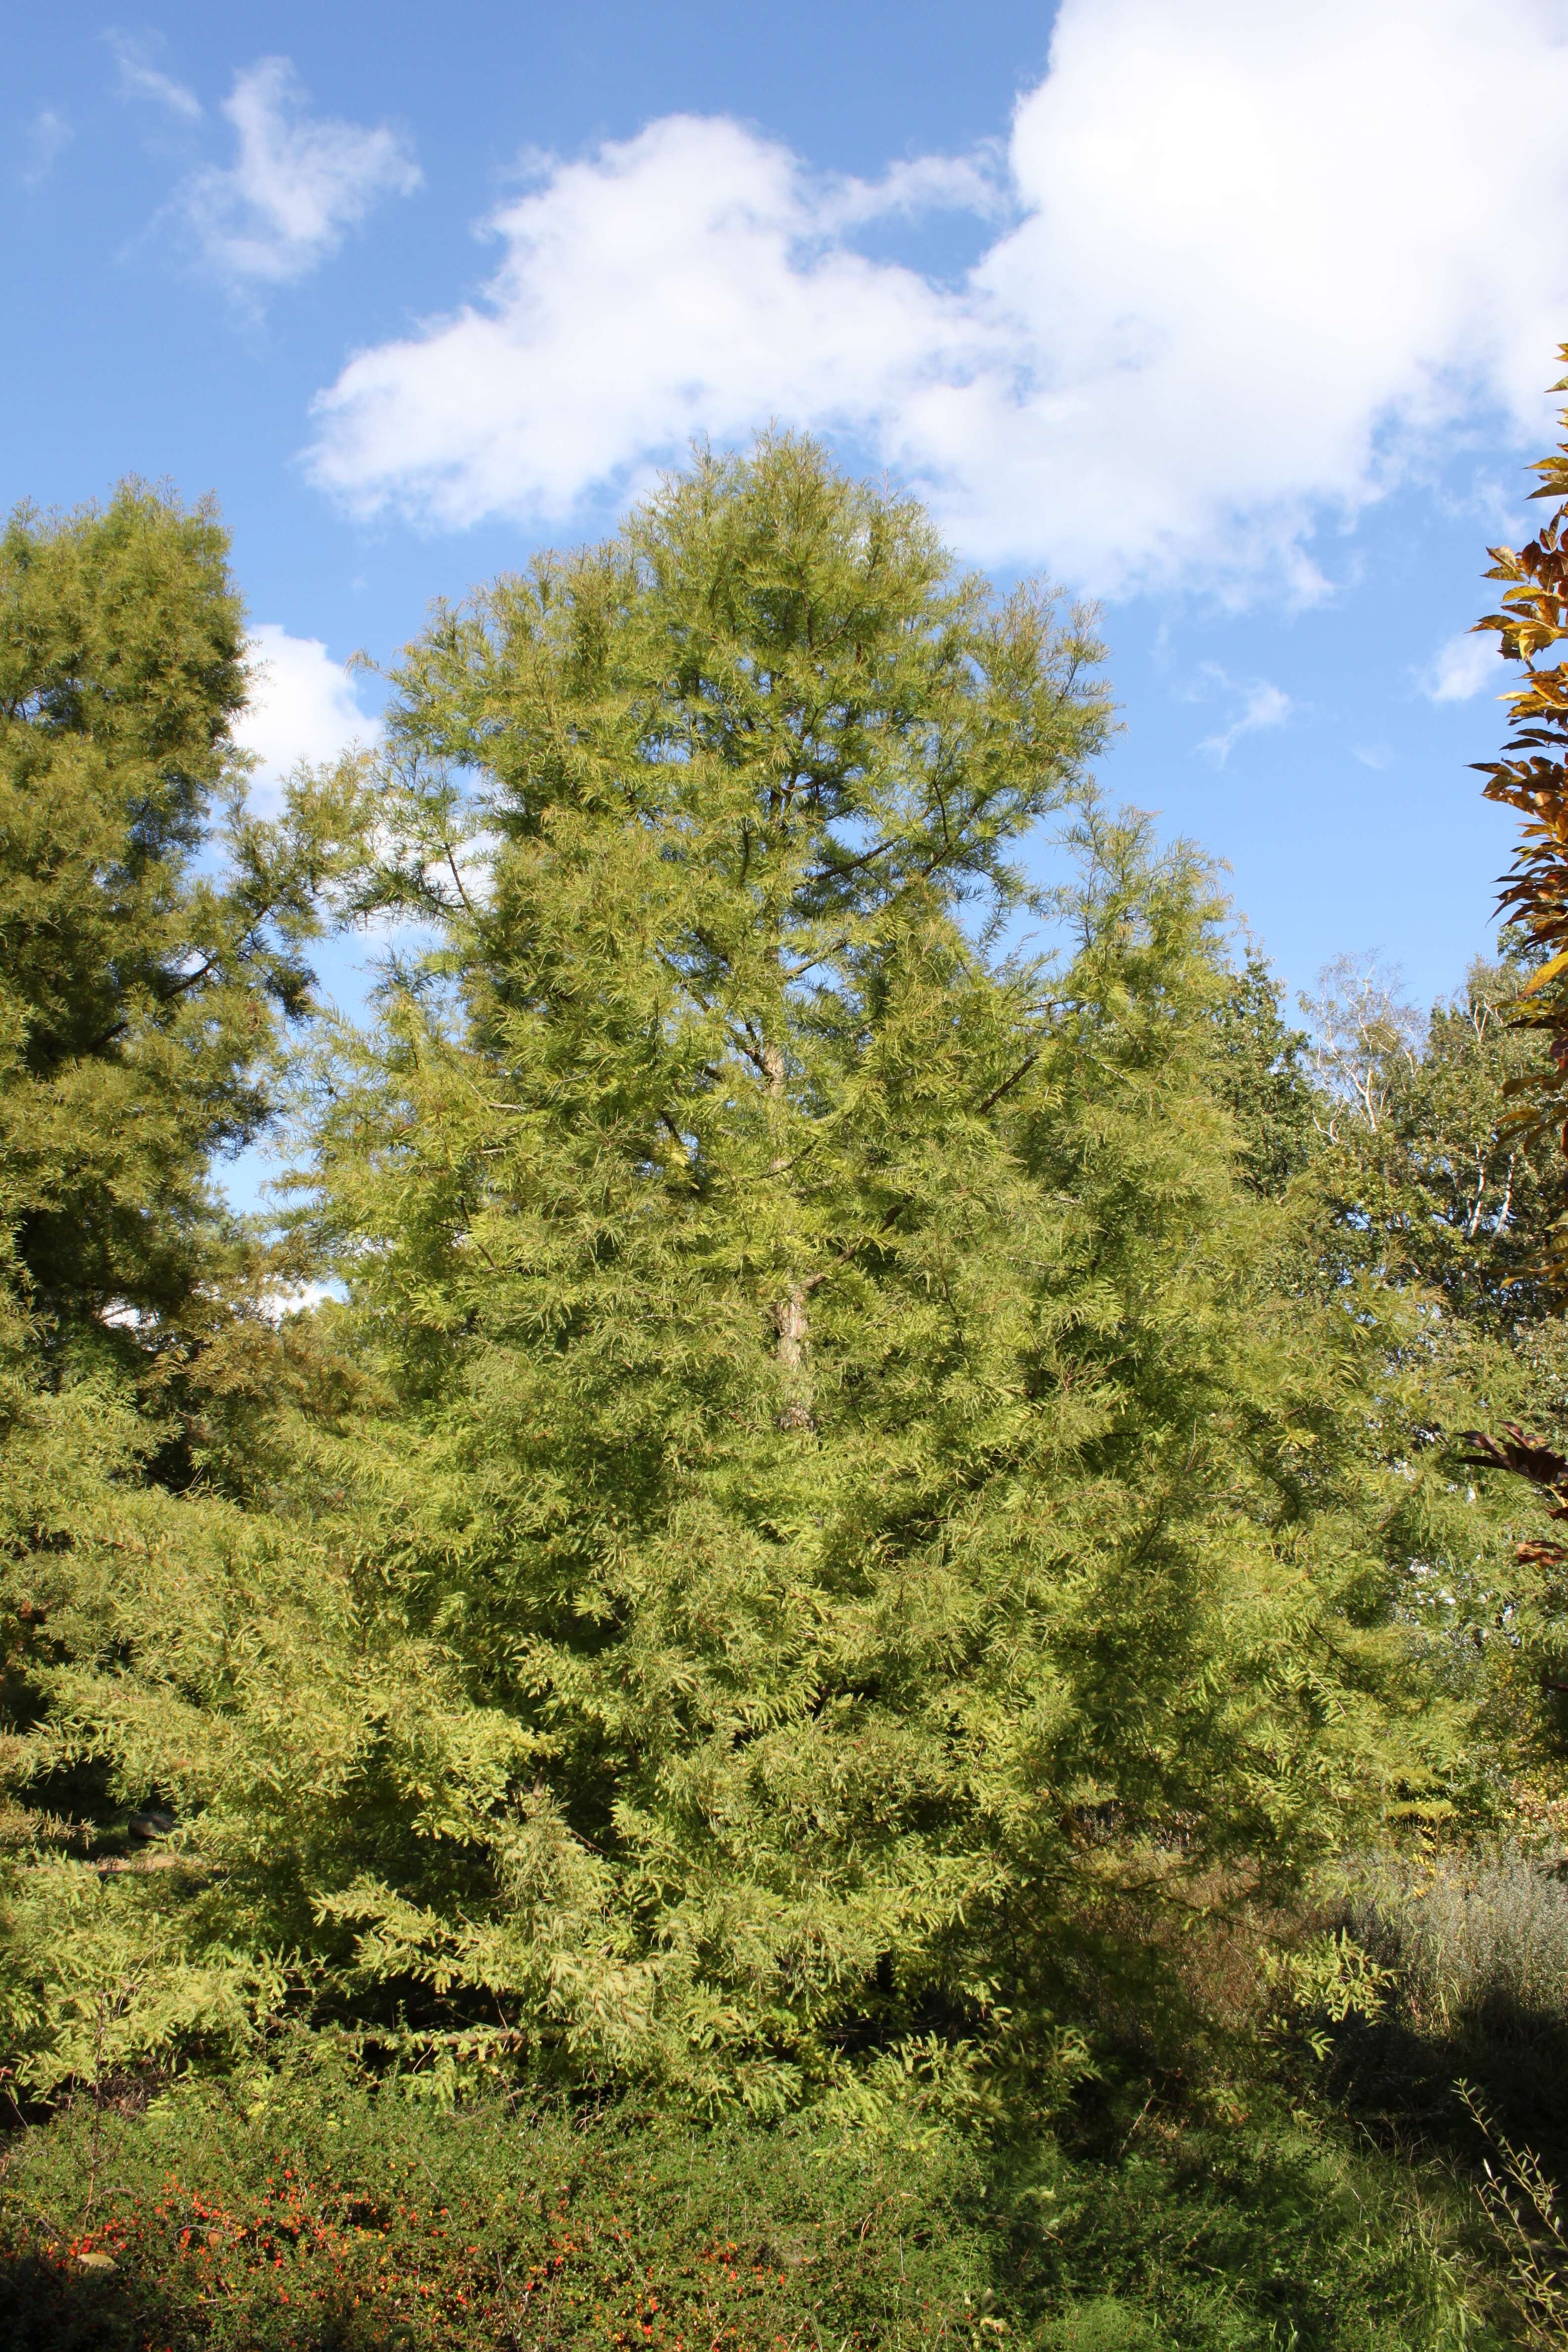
[0,2058,986,2351]
[0,2041,1506,2351]
[999,2091,1495,2352]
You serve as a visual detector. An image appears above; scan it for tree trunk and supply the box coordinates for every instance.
[763,1036,814,1430]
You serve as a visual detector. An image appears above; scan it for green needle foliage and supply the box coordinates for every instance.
[196,438,1450,2103]
[0,486,369,1354]
[5,438,1566,2352]
[0,482,376,1525]
[0,443,1505,2115]
[0,483,251,1335]
[0,487,375,2094]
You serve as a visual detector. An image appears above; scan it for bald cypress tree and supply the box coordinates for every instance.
[0,444,1462,2106]
[240,441,1436,2100]
[0,484,372,1487]
[0,484,378,2086]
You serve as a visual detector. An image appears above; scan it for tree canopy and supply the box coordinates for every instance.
[0,486,371,1351]
[0,442,1523,2116]
[0,438,1550,2122]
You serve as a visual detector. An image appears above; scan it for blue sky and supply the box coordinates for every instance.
[10,0,1568,1045]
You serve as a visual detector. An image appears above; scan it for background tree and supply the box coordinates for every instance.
[0,487,376,2099]
[0,485,363,1334]
[0,483,371,1480]
[1301,947,1568,1329]
[1207,951,1317,1199]
[1388,356,1568,1764]
[1293,945,1568,1779]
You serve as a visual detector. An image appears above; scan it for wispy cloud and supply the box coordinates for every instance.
[182,59,420,289]
[18,107,71,189]
[1421,627,1509,703]
[306,0,1568,600]
[1191,667,1292,765]
[108,32,202,123]
[817,149,1011,232]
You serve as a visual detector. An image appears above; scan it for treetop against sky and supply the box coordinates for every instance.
[9,0,1568,1024]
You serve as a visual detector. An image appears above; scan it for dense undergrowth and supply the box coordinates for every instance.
[1334,1841,1568,2175]
[0,2034,1512,2352]
[12,1829,1568,2352]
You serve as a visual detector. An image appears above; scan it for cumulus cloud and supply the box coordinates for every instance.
[186,58,420,286]
[234,624,377,806]
[310,115,979,528]
[306,0,1568,597]
[1422,628,1512,703]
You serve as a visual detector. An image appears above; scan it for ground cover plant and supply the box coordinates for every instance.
[4,420,1568,2344]
[0,2044,1510,2351]
[0,2057,991,2352]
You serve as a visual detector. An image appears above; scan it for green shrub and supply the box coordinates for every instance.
[0,2048,1505,2352]
[1000,2096,1497,2352]
[0,2058,989,2351]
[1038,2303,1161,2351]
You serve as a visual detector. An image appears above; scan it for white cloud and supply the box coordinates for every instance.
[310,114,977,528]
[1191,668,1292,764]
[817,150,1010,233]
[187,58,420,286]
[108,33,202,122]
[1422,627,1511,703]
[259,1279,343,1323]
[234,624,377,806]
[306,0,1568,598]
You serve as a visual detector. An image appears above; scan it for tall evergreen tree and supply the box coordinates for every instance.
[1208,953,1317,1200]
[0,484,366,1367]
[263,442,1445,2097]
[0,444,1472,2105]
